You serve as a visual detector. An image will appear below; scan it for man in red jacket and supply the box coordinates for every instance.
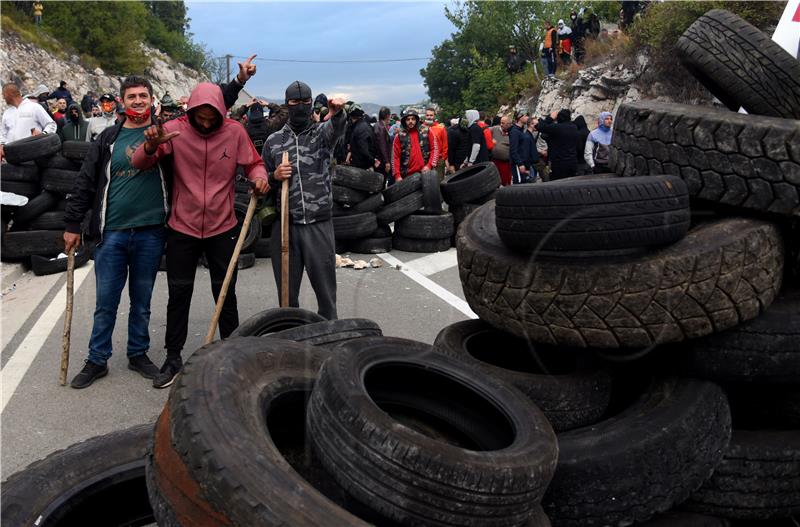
[133,82,268,388]
[424,107,448,180]
[391,108,438,182]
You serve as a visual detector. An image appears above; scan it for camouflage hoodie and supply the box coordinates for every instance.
[262,109,347,224]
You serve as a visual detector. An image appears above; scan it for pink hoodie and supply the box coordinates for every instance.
[132,82,268,239]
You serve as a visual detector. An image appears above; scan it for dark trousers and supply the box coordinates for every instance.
[545,48,558,75]
[594,164,609,174]
[550,161,577,181]
[270,219,337,320]
[164,226,239,356]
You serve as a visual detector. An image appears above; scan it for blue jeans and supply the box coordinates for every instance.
[87,226,165,365]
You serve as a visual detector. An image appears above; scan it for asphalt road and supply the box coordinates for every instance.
[0,247,473,479]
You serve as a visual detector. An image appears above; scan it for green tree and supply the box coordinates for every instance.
[145,1,188,35]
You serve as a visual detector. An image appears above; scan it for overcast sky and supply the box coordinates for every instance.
[185,1,456,105]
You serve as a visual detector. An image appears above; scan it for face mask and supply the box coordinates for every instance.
[425,118,434,125]
[124,106,151,124]
[288,103,312,129]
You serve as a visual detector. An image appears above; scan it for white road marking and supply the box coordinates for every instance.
[1,263,93,413]
[402,248,459,277]
[378,252,477,319]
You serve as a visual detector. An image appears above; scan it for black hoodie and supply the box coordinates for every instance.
[59,101,90,141]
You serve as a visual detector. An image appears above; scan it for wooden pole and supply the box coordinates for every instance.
[204,192,257,344]
[280,151,290,307]
[59,251,75,386]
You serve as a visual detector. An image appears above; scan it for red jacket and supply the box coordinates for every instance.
[478,121,494,151]
[133,82,267,239]
[392,126,439,181]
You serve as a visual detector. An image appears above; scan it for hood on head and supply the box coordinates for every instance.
[186,82,226,119]
[557,19,564,27]
[66,101,85,123]
[465,109,479,127]
[573,115,588,131]
[598,111,613,129]
[556,109,571,123]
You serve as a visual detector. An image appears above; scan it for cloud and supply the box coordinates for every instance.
[327,83,427,104]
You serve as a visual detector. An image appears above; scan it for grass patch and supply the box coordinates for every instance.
[1,12,66,59]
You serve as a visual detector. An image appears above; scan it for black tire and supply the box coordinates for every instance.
[392,234,450,253]
[609,101,800,216]
[684,430,800,520]
[683,287,799,384]
[30,245,91,276]
[638,512,730,527]
[1,163,39,182]
[0,180,40,198]
[441,162,501,206]
[233,201,261,252]
[395,211,454,239]
[457,202,784,348]
[307,336,558,527]
[36,153,83,171]
[348,236,392,254]
[11,190,59,226]
[333,184,369,205]
[268,318,383,347]
[370,224,392,238]
[383,171,422,203]
[433,319,612,432]
[152,338,383,526]
[676,9,800,119]
[727,385,800,430]
[1,424,154,527]
[451,202,482,226]
[331,202,353,216]
[229,307,325,337]
[28,210,66,231]
[350,191,384,213]
[495,175,690,252]
[333,211,378,240]
[421,169,443,213]
[254,237,271,258]
[543,378,732,527]
[376,190,424,225]
[3,133,61,164]
[333,165,384,193]
[41,168,80,195]
[1,230,65,260]
[61,140,91,160]
[237,251,255,269]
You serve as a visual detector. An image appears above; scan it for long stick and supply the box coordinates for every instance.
[204,192,257,344]
[280,151,290,307]
[59,251,75,386]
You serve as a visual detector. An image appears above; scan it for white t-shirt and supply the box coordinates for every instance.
[0,99,57,144]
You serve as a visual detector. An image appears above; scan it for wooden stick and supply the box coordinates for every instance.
[280,151,290,307]
[59,250,75,386]
[204,192,258,344]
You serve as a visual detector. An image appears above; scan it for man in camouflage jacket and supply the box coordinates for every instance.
[262,81,347,320]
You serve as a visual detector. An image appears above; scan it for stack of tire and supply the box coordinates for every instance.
[1,134,93,275]
[331,165,387,253]
[441,161,501,247]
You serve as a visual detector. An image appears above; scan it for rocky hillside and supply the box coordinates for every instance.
[0,32,208,110]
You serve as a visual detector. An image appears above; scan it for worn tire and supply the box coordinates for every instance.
[684,430,800,520]
[1,230,65,260]
[441,162,501,206]
[237,251,255,269]
[11,190,59,226]
[433,319,611,431]
[333,165,384,193]
[637,512,730,527]
[457,202,784,348]
[333,211,378,240]
[676,9,800,119]
[1,163,39,182]
[61,140,91,160]
[543,378,732,526]
[31,246,91,276]
[348,236,392,253]
[233,201,261,252]
[610,101,800,216]
[421,169,443,213]
[683,287,800,384]
[2,133,61,164]
[41,168,80,195]
[350,192,384,213]
[451,202,482,226]
[495,175,690,251]
[395,211,454,239]
[727,386,800,430]
[28,210,66,231]
[307,336,558,527]
[1,424,154,526]
[333,184,369,205]
[229,307,325,337]
[254,237,271,258]
[36,152,83,171]
[0,179,39,198]
[392,234,450,253]
[268,318,383,347]
[376,190,424,225]
[153,337,382,526]
[383,171,422,203]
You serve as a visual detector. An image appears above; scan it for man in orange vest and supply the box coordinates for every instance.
[424,107,448,180]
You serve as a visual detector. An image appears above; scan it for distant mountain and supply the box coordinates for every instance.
[255,97,409,117]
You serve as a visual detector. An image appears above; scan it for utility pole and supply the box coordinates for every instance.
[225,54,232,83]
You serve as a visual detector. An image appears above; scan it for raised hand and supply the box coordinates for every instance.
[237,54,257,83]
[143,124,180,154]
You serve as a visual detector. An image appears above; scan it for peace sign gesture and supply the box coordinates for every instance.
[237,54,257,84]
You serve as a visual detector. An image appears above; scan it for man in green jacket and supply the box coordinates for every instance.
[59,101,90,142]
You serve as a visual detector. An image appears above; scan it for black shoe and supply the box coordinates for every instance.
[128,353,160,379]
[153,356,182,389]
[70,361,108,389]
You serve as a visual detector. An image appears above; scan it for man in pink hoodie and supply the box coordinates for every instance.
[133,82,268,388]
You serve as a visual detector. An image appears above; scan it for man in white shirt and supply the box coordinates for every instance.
[88,93,118,140]
[1,83,57,161]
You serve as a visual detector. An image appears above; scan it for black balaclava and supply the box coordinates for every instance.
[285,81,313,132]
[557,109,572,123]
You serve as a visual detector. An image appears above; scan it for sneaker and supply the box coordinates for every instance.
[70,361,109,389]
[128,354,160,380]
[153,356,183,389]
